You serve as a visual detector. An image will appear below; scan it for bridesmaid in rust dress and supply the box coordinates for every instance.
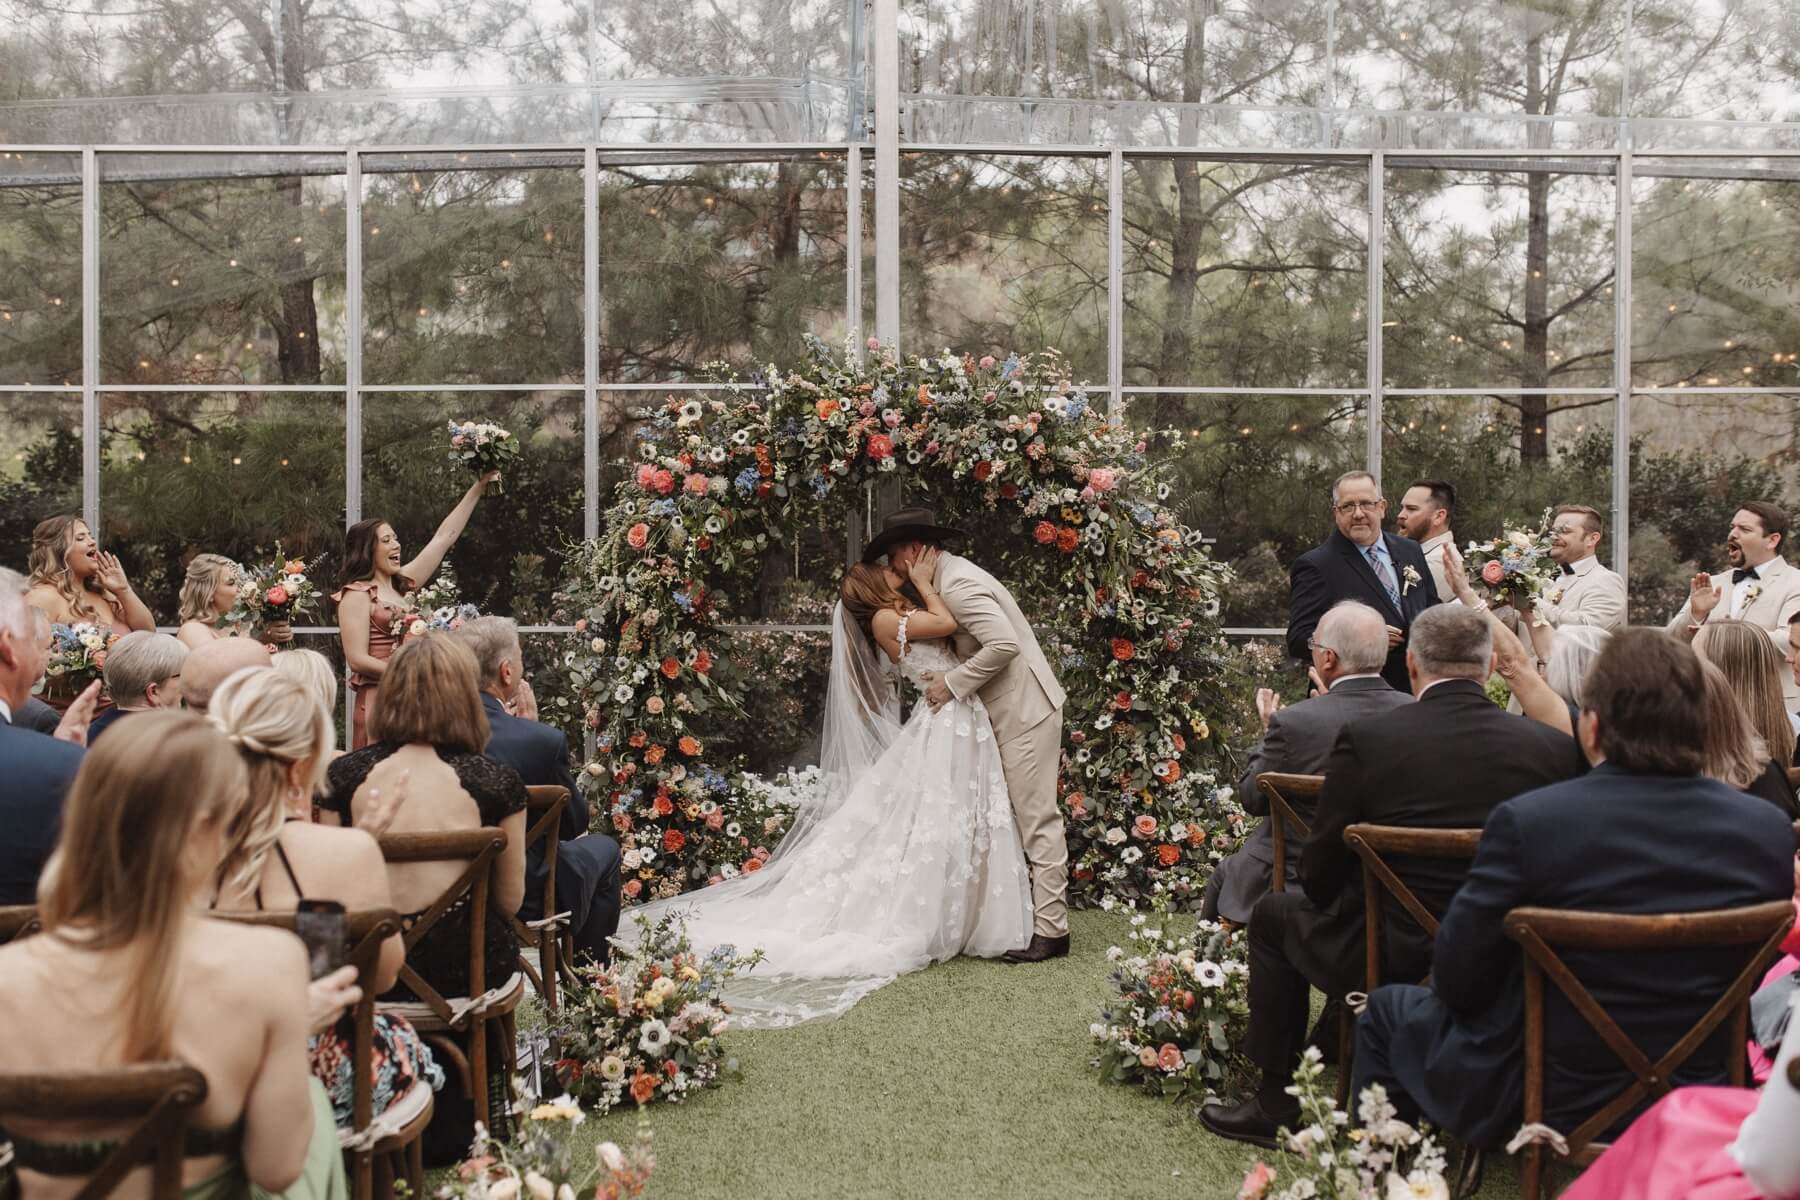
[334,472,497,749]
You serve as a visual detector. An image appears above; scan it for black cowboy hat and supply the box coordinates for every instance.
[861,505,965,564]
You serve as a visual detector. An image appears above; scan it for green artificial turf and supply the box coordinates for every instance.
[513,909,1524,1200]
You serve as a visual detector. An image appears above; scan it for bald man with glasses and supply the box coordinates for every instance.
[1286,471,1440,695]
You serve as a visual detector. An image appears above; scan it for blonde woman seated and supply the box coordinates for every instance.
[270,650,345,763]
[178,555,295,650]
[1697,657,1799,818]
[0,712,346,1200]
[1696,620,1799,817]
[208,670,443,1132]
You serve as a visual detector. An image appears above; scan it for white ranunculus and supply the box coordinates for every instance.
[524,1171,554,1200]
[1104,826,1127,846]
[487,1179,520,1200]
[596,1142,626,1173]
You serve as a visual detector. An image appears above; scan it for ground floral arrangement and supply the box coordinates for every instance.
[437,1102,655,1200]
[549,911,761,1115]
[557,336,1243,911]
[1091,905,1251,1102]
[1238,1049,1451,1200]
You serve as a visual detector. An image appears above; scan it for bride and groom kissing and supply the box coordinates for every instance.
[622,506,1071,1027]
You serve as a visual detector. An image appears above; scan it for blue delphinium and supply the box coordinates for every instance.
[734,466,761,496]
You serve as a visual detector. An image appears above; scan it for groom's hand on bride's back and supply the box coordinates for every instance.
[921,671,953,710]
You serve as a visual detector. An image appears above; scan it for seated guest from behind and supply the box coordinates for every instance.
[1694,619,1798,816]
[182,636,274,716]
[0,567,86,906]
[454,616,622,967]
[208,669,444,1131]
[1204,600,1410,925]
[87,631,187,744]
[0,711,348,1200]
[1352,629,1795,1149]
[1697,659,1799,818]
[1201,605,1587,1148]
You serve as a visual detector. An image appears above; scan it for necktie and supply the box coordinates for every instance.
[1734,567,1760,584]
[1366,546,1401,608]
[1561,563,1576,576]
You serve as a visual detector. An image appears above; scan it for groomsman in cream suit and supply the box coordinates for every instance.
[865,506,1073,962]
[1669,501,1800,704]
[1529,505,1627,632]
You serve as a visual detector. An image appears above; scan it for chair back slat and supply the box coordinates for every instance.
[0,1062,208,1200]
[1504,899,1795,1200]
[1256,773,1322,895]
[1342,823,1481,990]
[517,786,570,1011]
[376,828,507,1026]
[0,905,41,943]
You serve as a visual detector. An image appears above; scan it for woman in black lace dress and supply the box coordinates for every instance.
[320,634,526,1162]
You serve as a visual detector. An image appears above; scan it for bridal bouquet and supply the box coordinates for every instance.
[1462,511,1557,612]
[410,565,464,612]
[550,911,761,1115]
[244,551,322,625]
[449,419,520,492]
[1090,908,1251,1103]
[406,602,481,640]
[42,622,116,694]
[1238,1048,1450,1200]
[437,1101,655,1200]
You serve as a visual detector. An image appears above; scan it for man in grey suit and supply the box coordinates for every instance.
[1203,601,1410,925]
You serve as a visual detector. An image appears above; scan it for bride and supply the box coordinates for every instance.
[618,545,1033,1027]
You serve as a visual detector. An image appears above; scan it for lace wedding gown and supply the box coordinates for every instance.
[621,616,1033,1028]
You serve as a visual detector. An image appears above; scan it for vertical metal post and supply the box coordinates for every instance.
[1107,149,1123,424]
[1613,148,1632,582]
[1366,152,1384,485]
[847,145,864,352]
[81,148,99,536]
[874,0,900,348]
[584,144,600,542]
[345,150,363,526]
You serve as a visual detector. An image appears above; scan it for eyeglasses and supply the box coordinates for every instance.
[1333,500,1383,514]
[1549,525,1585,536]
[1307,637,1337,654]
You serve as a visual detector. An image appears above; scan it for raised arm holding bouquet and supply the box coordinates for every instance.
[333,472,498,748]
[448,419,520,494]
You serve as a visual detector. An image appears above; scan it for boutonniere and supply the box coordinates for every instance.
[1746,583,1764,606]
[1401,565,1422,595]
[1548,587,1565,606]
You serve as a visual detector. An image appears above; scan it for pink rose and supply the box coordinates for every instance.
[705,811,724,830]
[882,409,902,428]
[1481,559,1506,586]
[925,440,940,454]
[635,463,656,489]
[683,473,710,496]
[866,336,881,350]
[859,400,876,417]
[1133,815,1157,839]
[1087,467,1117,492]
[1238,1162,1277,1200]
[650,468,675,495]
[1157,1044,1183,1072]
[266,585,290,606]
[1137,1047,1159,1068]
[979,355,996,369]
[451,434,466,447]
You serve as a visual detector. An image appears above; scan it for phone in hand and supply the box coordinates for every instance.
[294,899,347,980]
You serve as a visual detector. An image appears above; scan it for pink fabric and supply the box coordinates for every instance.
[1559,1088,1762,1200]
[1748,901,1800,1083]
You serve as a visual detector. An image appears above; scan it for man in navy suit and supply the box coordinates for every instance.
[0,568,88,905]
[1287,471,1441,694]
[455,617,621,967]
[1353,629,1795,1147]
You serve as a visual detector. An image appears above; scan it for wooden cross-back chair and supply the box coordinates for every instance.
[0,904,41,943]
[0,1062,209,1200]
[1337,823,1484,1105]
[1504,900,1797,1200]
[215,907,427,1200]
[375,827,521,1136]
[1255,772,1324,895]
[515,785,579,1013]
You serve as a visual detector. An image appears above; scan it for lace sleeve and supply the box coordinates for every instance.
[323,745,386,822]
[449,752,529,824]
[896,612,910,657]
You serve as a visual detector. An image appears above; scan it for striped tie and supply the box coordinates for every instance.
[1367,547,1400,608]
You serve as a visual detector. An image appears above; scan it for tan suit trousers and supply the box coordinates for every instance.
[996,707,1068,938]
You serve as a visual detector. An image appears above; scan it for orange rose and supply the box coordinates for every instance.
[917,384,930,404]
[742,857,764,873]
[645,744,666,765]
[626,523,650,549]
[629,1073,658,1104]
[653,794,675,817]
[816,398,840,421]
[1114,691,1133,711]
[1186,826,1206,846]
[1111,638,1135,661]
[660,656,680,679]
[1156,843,1181,867]
[1055,527,1079,553]
[663,828,686,853]
[623,878,642,898]
[1157,1044,1183,1072]
[1033,521,1057,545]
[1163,761,1182,784]
[678,735,701,756]
[1172,733,1187,752]
[628,731,648,748]
[973,461,992,482]
[694,649,712,674]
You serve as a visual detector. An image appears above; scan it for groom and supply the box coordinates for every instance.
[864,506,1071,962]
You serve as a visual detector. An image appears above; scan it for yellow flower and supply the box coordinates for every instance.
[529,1102,582,1123]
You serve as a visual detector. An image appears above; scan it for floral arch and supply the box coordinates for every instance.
[561,337,1247,911]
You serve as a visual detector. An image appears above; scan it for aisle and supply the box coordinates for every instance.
[567,909,1518,1199]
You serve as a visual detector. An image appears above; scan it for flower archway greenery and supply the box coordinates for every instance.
[561,337,1247,911]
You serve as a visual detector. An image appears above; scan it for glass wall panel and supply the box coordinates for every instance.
[1627,391,1800,622]
[898,153,1107,382]
[1334,0,1627,123]
[1383,159,1616,396]
[1631,159,1800,389]
[0,0,275,101]
[0,392,81,566]
[595,0,853,83]
[0,152,81,386]
[1381,393,1616,561]
[708,627,832,778]
[363,153,583,386]
[1127,392,1367,629]
[100,153,348,386]
[600,153,850,383]
[1123,156,1366,389]
[361,390,582,620]
[98,391,346,624]
[1627,0,1800,125]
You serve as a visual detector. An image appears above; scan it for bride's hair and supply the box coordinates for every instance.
[839,563,909,642]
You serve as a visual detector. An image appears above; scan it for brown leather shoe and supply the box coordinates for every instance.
[1001,933,1071,963]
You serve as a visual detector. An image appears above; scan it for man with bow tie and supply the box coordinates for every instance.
[1669,501,1800,704]
[1502,505,1627,643]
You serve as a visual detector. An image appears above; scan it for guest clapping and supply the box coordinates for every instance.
[1669,502,1800,704]
[208,669,443,1129]
[87,631,188,744]
[0,712,347,1198]
[334,474,497,750]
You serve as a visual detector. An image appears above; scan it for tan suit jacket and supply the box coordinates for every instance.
[1537,558,1628,631]
[1418,531,1457,602]
[1667,556,1800,704]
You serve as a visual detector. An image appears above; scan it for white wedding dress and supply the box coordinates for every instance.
[620,610,1033,1028]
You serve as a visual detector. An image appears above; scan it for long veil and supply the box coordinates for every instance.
[612,601,908,1026]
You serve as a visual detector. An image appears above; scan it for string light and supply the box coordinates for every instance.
[228,258,239,267]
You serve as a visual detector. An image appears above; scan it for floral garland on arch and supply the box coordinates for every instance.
[559,336,1246,910]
